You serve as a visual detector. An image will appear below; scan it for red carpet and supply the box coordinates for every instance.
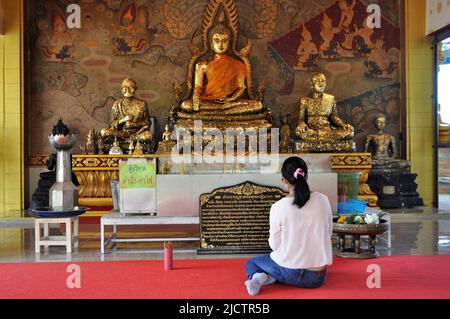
[1,255,449,299]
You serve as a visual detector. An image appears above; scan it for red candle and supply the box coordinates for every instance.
[164,241,173,270]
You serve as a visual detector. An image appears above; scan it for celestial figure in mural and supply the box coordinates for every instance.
[364,115,397,160]
[365,37,398,78]
[296,25,319,71]
[295,73,355,152]
[112,3,150,55]
[337,0,356,32]
[100,78,153,151]
[319,13,340,58]
[121,3,136,27]
[114,38,147,55]
[40,10,73,62]
[336,0,357,56]
[351,18,376,57]
[172,0,271,132]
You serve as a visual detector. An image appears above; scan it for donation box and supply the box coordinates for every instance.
[119,158,156,214]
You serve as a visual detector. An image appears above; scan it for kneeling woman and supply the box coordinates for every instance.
[245,157,333,296]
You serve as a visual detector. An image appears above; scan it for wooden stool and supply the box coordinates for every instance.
[35,217,79,253]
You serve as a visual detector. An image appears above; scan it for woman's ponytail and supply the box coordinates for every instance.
[281,157,311,209]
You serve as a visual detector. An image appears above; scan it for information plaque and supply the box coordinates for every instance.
[199,181,286,254]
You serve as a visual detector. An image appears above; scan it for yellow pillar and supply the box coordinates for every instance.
[0,0,25,217]
[404,0,435,206]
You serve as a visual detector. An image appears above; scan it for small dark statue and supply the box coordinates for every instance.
[31,119,79,209]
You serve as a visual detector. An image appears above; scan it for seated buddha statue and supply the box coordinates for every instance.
[101,78,153,152]
[173,3,271,132]
[295,73,355,152]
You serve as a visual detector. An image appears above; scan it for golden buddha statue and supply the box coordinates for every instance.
[101,78,153,152]
[280,114,293,153]
[157,119,177,154]
[133,141,144,156]
[364,115,397,160]
[109,136,123,155]
[162,122,172,142]
[172,0,272,132]
[295,73,355,152]
[80,129,96,154]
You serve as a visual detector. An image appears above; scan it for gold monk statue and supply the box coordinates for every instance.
[172,0,271,131]
[101,78,153,149]
[364,115,397,160]
[295,73,355,152]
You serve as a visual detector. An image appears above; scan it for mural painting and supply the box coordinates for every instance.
[28,0,402,155]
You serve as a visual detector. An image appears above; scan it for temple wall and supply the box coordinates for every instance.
[26,0,402,155]
[404,0,435,205]
[0,0,25,216]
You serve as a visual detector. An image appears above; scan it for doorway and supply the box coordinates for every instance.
[436,29,450,211]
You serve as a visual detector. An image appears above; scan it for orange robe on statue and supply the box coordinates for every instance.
[201,55,247,101]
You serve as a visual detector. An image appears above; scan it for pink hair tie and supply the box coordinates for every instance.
[293,168,305,179]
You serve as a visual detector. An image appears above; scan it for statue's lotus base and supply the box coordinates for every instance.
[296,140,356,153]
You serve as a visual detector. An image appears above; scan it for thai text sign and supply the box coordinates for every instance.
[119,162,155,189]
[119,158,156,214]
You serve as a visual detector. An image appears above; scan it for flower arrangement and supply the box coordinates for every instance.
[336,212,386,225]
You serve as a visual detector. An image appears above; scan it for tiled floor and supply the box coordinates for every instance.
[1,209,449,263]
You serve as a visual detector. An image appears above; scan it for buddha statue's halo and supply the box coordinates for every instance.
[201,0,239,53]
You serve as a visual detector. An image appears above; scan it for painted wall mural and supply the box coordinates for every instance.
[28,0,402,155]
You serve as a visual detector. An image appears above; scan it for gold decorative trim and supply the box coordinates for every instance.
[200,181,286,207]
[28,155,49,167]
[331,153,372,169]
[28,154,159,168]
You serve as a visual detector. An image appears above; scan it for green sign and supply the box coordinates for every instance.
[119,162,156,189]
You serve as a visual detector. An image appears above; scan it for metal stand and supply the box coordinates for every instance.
[100,211,200,254]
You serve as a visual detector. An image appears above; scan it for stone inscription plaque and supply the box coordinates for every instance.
[199,181,286,254]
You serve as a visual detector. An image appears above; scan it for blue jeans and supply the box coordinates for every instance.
[245,254,327,288]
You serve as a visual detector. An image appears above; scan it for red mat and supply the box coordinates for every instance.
[1,255,449,299]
